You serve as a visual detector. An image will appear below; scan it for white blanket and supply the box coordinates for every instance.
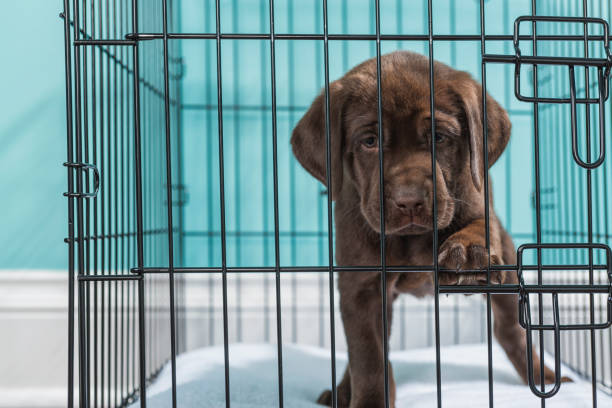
[135,343,610,407]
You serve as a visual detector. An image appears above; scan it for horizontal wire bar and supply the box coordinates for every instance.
[123,32,612,42]
[78,275,142,281]
[129,264,610,274]
[68,229,568,243]
[64,228,174,243]
[523,322,611,331]
[183,229,612,239]
[74,39,137,45]
[440,284,610,294]
[484,54,610,67]
[180,103,533,117]
[183,230,326,237]
[181,103,307,112]
[71,227,612,244]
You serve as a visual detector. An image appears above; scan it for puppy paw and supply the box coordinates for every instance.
[438,235,503,285]
[536,367,574,385]
[316,390,332,407]
[316,389,350,407]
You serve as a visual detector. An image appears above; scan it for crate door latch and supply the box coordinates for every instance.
[517,243,612,399]
[63,161,100,199]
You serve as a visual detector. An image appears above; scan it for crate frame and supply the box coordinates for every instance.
[61,0,612,407]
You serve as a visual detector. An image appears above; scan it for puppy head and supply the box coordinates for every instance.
[291,51,510,235]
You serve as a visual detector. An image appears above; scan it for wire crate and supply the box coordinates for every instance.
[61,0,612,407]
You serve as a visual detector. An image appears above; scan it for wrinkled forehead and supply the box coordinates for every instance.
[342,75,462,135]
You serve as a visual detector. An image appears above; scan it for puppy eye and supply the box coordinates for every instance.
[434,133,446,143]
[361,136,378,148]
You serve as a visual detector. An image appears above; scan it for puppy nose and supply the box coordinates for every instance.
[392,186,425,214]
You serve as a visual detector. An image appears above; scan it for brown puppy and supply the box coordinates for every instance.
[291,51,559,408]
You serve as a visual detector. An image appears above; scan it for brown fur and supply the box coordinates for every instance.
[291,51,566,408]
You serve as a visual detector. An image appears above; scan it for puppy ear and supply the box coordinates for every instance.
[291,81,346,200]
[454,73,511,191]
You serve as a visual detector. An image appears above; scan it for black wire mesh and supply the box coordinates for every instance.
[61,1,612,407]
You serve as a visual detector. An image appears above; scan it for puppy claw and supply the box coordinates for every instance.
[438,238,504,285]
[438,242,467,271]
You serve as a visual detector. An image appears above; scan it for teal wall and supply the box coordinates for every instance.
[3,0,611,270]
[0,1,66,269]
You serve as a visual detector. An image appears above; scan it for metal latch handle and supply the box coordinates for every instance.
[63,161,100,198]
[569,65,606,169]
[521,292,562,398]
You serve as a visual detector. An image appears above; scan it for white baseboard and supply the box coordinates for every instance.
[0,270,71,408]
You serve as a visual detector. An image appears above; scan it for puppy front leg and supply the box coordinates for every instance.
[338,272,396,408]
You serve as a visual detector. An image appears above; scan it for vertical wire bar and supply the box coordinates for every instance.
[129,17,136,393]
[565,0,579,376]
[174,0,187,356]
[556,0,566,366]
[564,1,575,375]
[502,0,514,368]
[592,0,604,385]
[112,2,119,405]
[154,38,159,379]
[450,0,460,346]
[121,0,127,400]
[89,1,99,405]
[155,27,161,374]
[147,8,153,375]
[71,0,88,405]
[551,0,566,368]
[62,0,76,405]
[573,0,582,376]
[426,0,442,405]
[145,50,152,375]
[80,2,92,405]
[231,0,242,342]
[98,2,107,403]
[287,0,298,344]
[202,1,215,346]
[314,0,324,350]
[119,0,126,400]
[581,1,598,405]
[161,0,179,405]
[375,0,391,405]
[147,0,153,391]
[574,0,587,378]
[143,42,152,377]
[395,0,408,349]
[478,1,495,406]
[124,0,133,394]
[214,0,232,404]
[321,0,337,406]
[503,0,512,237]
[259,0,271,344]
[528,2,546,404]
[130,0,147,404]
[287,0,298,343]
[105,2,112,404]
[268,1,285,405]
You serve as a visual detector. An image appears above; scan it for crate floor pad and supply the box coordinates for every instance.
[133,343,610,407]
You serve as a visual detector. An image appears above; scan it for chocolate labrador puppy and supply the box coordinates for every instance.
[291,51,560,408]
